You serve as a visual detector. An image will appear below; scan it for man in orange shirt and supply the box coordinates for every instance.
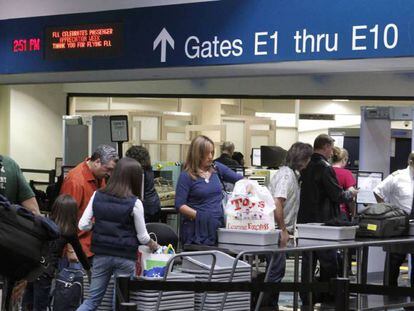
[60,145,118,261]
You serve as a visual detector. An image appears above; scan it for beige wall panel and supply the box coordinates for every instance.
[276,128,298,150]
[0,86,10,154]
[9,84,66,170]
[223,120,245,154]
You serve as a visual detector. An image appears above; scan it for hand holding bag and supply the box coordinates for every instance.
[137,233,174,276]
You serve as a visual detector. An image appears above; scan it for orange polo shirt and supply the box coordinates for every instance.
[60,160,105,258]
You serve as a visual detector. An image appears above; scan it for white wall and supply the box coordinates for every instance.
[9,85,66,169]
[0,86,10,154]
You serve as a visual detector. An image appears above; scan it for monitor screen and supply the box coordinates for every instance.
[260,146,287,168]
[356,171,383,204]
[234,166,245,176]
[251,148,261,166]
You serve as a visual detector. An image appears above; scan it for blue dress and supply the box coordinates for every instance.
[175,162,242,245]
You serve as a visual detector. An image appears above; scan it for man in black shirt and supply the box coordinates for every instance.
[298,134,357,307]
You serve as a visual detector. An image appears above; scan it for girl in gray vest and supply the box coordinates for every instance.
[77,157,159,311]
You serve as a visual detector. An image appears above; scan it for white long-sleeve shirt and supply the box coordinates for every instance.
[78,191,151,245]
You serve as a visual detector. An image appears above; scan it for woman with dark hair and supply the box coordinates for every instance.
[22,194,90,311]
[175,135,243,246]
[126,145,161,222]
[231,151,245,167]
[77,157,159,311]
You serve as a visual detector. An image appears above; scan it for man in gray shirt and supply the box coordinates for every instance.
[265,142,313,309]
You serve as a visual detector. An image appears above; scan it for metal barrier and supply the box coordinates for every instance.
[116,276,414,311]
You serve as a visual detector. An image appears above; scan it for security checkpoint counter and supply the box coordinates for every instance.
[183,236,414,310]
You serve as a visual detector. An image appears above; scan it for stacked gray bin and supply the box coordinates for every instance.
[83,275,114,311]
[130,272,195,311]
[181,251,251,311]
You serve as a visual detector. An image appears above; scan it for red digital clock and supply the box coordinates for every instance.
[13,38,41,53]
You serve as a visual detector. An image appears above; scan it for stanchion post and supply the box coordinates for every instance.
[119,303,137,311]
[116,276,130,311]
[333,277,350,311]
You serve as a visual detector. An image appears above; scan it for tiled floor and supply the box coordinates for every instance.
[271,257,413,311]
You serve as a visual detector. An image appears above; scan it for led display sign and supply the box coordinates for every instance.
[13,38,41,53]
[44,23,123,60]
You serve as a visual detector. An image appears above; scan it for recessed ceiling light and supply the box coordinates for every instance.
[332,99,350,102]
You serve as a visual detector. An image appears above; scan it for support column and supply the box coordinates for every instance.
[359,106,391,281]
[200,99,222,142]
[359,106,391,177]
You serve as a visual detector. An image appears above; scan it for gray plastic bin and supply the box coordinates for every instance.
[297,223,358,240]
[409,222,414,236]
[217,228,280,245]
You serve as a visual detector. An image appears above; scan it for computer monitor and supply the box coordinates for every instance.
[251,148,261,166]
[233,166,245,176]
[260,146,287,169]
[356,171,383,204]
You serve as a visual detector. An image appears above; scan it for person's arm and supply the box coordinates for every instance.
[373,175,392,204]
[175,173,197,220]
[14,162,40,214]
[67,236,91,271]
[216,162,243,184]
[133,200,159,250]
[322,167,357,203]
[179,205,197,220]
[374,192,385,203]
[344,171,357,216]
[21,197,40,215]
[274,197,289,247]
[78,192,95,231]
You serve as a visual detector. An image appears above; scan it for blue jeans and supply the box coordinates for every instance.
[77,255,135,311]
[22,275,52,311]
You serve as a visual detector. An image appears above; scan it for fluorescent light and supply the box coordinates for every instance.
[332,99,350,102]
[163,111,191,116]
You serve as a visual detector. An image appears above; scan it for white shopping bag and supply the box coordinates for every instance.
[224,179,276,231]
[138,245,173,274]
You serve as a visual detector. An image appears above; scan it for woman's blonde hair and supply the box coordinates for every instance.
[332,146,349,164]
[184,135,215,179]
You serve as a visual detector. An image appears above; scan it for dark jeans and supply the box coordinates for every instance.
[145,210,161,223]
[264,253,286,307]
[22,275,52,311]
[386,252,414,287]
[300,250,339,306]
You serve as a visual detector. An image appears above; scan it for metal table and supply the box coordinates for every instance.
[184,236,414,310]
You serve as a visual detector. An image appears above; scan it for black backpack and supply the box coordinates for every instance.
[357,203,409,238]
[0,195,60,281]
[52,263,84,311]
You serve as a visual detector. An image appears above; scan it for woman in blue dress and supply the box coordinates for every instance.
[175,135,243,245]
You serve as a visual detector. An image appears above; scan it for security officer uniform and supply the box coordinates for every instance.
[374,166,414,287]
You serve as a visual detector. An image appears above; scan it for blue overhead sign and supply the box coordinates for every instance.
[1,0,414,74]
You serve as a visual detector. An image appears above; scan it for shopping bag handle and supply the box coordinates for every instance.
[148,232,158,243]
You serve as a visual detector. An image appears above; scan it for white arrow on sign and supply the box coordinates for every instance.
[153,28,175,63]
